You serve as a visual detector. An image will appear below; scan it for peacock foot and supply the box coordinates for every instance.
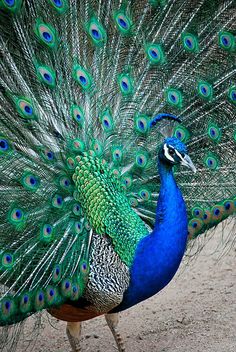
[66,322,82,352]
[105,313,126,352]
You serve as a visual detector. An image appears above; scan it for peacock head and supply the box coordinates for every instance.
[150,113,196,173]
[159,137,196,173]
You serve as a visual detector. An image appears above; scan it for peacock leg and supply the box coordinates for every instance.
[66,322,82,352]
[105,313,125,352]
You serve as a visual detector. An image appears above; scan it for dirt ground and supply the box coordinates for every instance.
[14,221,236,352]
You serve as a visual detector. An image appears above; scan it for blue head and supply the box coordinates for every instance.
[159,137,196,172]
[150,113,196,172]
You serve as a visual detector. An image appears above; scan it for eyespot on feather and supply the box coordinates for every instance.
[197,81,213,101]
[204,152,219,170]
[72,65,93,90]
[46,286,58,305]
[207,123,221,142]
[70,283,80,301]
[100,109,114,133]
[52,264,62,283]
[1,253,14,269]
[134,150,149,169]
[39,147,55,162]
[0,137,11,155]
[145,43,165,64]
[129,197,138,207]
[111,146,123,164]
[70,139,85,153]
[67,157,76,170]
[51,194,64,209]
[228,86,236,105]
[34,290,45,311]
[191,206,204,219]
[211,204,224,222]
[80,260,89,277]
[87,17,107,46]
[121,174,133,189]
[61,279,72,298]
[34,19,58,48]
[0,297,16,320]
[182,33,199,53]
[14,97,37,120]
[114,11,133,34]
[19,292,32,313]
[48,0,68,13]
[8,207,25,228]
[188,218,203,238]
[0,0,22,13]
[218,31,235,52]
[21,172,40,191]
[202,209,212,225]
[223,199,235,216]
[139,188,151,201]
[40,224,54,243]
[71,105,85,127]
[36,64,56,88]
[134,115,150,134]
[118,73,134,95]
[166,88,183,108]
[74,221,83,235]
[174,125,190,143]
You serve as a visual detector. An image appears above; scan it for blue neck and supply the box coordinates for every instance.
[114,159,188,312]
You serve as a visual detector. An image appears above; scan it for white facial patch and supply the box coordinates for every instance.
[163,143,175,162]
[175,149,185,162]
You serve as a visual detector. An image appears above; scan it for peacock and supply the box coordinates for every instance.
[0,0,235,351]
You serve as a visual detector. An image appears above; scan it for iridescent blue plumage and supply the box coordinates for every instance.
[115,138,189,311]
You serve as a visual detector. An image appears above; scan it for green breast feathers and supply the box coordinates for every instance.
[73,152,149,266]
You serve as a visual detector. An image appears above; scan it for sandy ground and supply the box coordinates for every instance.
[8,222,236,352]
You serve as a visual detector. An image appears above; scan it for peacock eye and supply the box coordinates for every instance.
[169,148,175,156]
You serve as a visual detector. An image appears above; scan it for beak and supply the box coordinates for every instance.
[181,154,197,173]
